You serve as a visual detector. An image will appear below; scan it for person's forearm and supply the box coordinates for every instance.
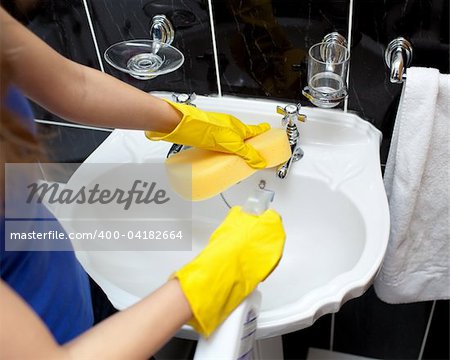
[52,63,181,132]
[0,7,180,133]
[1,278,192,359]
[64,279,192,359]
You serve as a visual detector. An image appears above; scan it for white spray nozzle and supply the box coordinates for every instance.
[242,188,275,215]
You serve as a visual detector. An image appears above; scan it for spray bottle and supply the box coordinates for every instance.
[193,188,275,359]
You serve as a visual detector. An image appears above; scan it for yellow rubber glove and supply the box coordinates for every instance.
[145,100,270,169]
[172,206,285,337]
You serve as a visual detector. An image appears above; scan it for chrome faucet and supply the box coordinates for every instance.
[275,104,306,179]
[166,93,196,158]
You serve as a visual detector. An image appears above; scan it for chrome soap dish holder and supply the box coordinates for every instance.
[104,15,184,80]
[302,32,350,108]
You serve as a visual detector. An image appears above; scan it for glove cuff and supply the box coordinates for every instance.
[145,99,190,141]
[170,246,250,338]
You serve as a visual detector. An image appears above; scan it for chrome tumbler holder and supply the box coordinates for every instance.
[302,84,348,108]
[321,32,348,53]
[302,32,350,108]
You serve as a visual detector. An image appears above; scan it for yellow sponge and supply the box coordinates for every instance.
[165,128,291,201]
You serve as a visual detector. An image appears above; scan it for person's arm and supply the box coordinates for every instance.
[1,6,271,168]
[0,7,180,133]
[0,206,285,358]
[0,279,192,359]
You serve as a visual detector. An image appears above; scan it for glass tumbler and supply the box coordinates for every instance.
[304,42,350,108]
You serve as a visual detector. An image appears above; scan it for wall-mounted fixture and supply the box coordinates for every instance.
[384,37,413,84]
[302,32,350,108]
[150,14,174,46]
[104,15,184,80]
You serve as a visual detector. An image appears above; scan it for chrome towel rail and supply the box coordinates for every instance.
[385,37,413,83]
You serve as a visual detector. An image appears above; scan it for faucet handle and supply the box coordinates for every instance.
[276,104,306,126]
[172,92,197,106]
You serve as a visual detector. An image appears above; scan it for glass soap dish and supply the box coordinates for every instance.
[104,39,184,80]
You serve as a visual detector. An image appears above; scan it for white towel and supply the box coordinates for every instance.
[374,67,449,304]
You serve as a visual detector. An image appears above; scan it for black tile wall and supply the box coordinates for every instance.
[3,0,449,359]
[423,300,450,360]
[36,123,111,163]
[333,287,433,359]
[213,0,350,102]
[282,314,332,360]
[349,0,449,164]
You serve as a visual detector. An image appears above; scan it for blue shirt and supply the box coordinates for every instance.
[1,86,94,344]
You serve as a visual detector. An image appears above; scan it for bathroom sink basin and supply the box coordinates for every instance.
[56,93,389,339]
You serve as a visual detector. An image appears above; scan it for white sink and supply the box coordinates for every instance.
[56,93,389,340]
